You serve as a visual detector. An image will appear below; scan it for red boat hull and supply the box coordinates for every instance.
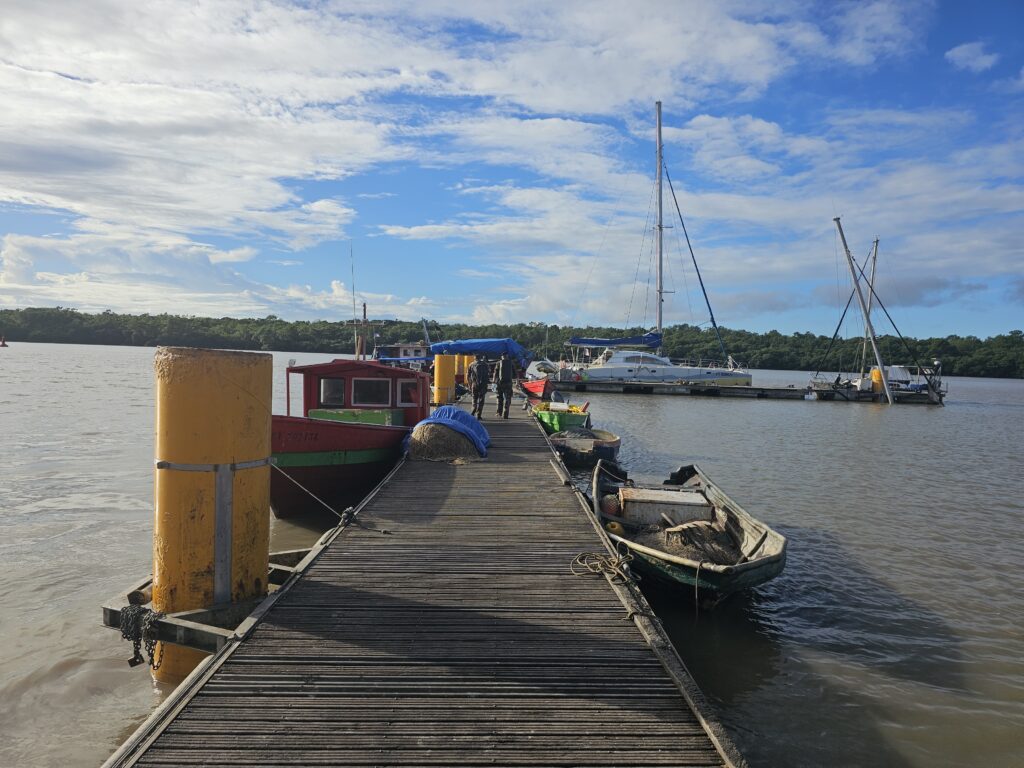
[519,378,554,400]
[271,415,408,519]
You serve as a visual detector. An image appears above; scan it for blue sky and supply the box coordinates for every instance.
[0,0,1021,339]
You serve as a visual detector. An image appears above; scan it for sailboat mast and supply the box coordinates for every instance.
[350,242,358,352]
[656,101,664,338]
[835,218,893,405]
[858,238,879,378]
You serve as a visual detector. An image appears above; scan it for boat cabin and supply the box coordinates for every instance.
[286,359,430,427]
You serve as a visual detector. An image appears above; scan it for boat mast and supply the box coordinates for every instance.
[834,218,893,405]
[350,242,358,352]
[858,238,879,379]
[655,101,664,342]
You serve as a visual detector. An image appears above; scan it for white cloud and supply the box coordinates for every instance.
[995,65,1024,94]
[0,0,1018,333]
[945,41,1000,73]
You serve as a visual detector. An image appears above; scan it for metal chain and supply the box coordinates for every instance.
[119,604,166,670]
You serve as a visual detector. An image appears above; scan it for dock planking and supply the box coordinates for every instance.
[107,397,743,767]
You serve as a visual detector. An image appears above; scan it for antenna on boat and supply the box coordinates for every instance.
[350,242,358,353]
[834,217,894,405]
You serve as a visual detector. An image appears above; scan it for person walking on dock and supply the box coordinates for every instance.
[494,350,515,419]
[468,354,490,419]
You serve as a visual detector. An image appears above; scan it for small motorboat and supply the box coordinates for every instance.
[548,428,620,467]
[591,461,786,607]
[519,377,554,400]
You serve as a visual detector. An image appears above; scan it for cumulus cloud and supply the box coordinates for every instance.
[0,0,1018,333]
[945,41,1000,73]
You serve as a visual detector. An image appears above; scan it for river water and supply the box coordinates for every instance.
[0,343,1021,767]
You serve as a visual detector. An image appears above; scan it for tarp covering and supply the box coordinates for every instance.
[430,338,531,368]
[403,405,490,457]
[566,331,662,348]
[376,356,433,362]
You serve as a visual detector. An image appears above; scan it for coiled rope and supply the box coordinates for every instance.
[570,551,634,583]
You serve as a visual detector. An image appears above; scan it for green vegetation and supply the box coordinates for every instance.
[1,307,1022,379]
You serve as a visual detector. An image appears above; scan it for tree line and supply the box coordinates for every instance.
[1,307,1022,379]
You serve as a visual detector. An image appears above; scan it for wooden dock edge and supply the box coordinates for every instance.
[101,457,410,768]
[568,484,749,768]
[533,401,747,767]
[105,410,746,768]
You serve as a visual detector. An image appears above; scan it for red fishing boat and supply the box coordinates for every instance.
[272,359,430,519]
[519,377,554,400]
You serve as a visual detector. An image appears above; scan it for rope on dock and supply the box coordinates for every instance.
[570,551,633,583]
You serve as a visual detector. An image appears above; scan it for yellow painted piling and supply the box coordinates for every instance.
[433,354,456,404]
[152,347,272,684]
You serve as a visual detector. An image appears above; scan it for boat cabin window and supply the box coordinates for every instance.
[319,377,345,407]
[623,354,662,365]
[397,379,420,407]
[352,378,391,407]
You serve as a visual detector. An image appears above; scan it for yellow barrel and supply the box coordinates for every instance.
[870,367,884,393]
[454,354,465,383]
[433,354,456,404]
[152,347,272,684]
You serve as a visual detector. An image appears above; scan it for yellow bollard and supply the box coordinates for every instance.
[152,347,272,684]
[433,354,456,404]
[454,354,465,382]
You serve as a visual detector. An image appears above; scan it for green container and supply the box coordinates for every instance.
[534,409,590,434]
[308,408,406,426]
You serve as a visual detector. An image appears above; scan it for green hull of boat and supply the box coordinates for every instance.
[534,410,590,434]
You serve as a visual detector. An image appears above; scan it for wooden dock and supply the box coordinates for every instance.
[105,399,743,767]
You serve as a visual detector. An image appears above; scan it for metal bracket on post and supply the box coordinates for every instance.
[154,457,273,605]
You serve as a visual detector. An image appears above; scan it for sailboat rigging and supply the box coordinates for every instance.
[809,218,946,404]
[555,102,750,389]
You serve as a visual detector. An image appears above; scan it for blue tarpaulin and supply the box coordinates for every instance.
[404,405,491,457]
[429,338,531,368]
[566,331,662,348]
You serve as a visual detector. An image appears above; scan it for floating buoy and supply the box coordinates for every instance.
[605,521,625,536]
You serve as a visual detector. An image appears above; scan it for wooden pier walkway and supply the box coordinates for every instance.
[106,399,742,767]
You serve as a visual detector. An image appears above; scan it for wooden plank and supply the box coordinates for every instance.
[106,398,742,768]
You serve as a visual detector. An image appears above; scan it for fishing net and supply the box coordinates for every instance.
[407,423,483,462]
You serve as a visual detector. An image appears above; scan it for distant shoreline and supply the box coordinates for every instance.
[1,307,1021,379]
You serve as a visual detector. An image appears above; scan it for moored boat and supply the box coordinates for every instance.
[272,359,430,518]
[519,377,555,399]
[591,461,786,607]
[532,401,591,434]
[549,428,620,467]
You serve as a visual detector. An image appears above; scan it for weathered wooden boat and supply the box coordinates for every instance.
[532,401,591,434]
[272,359,430,519]
[549,428,621,467]
[591,461,786,607]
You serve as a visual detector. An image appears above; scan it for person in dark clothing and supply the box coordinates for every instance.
[493,350,515,418]
[468,354,490,419]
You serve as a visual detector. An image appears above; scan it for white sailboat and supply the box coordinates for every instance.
[556,102,751,389]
